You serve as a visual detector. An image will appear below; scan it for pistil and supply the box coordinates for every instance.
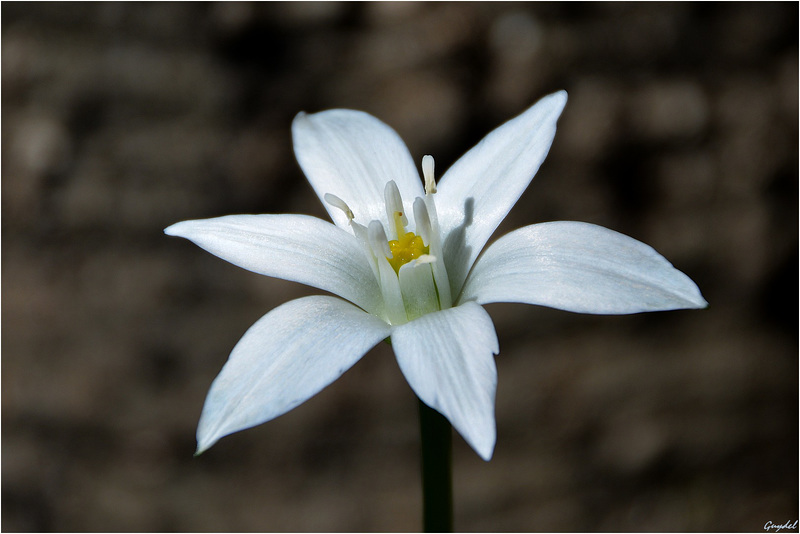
[388,232,429,273]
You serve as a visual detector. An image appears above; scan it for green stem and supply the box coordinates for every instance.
[418,399,453,532]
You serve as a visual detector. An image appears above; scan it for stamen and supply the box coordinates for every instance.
[422,155,437,195]
[420,185,452,309]
[324,193,354,221]
[413,197,432,246]
[368,220,392,258]
[397,254,439,320]
[384,181,407,239]
[368,219,407,325]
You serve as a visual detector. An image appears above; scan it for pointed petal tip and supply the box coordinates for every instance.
[470,418,497,461]
[292,110,308,124]
[690,293,709,310]
[476,441,495,462]
[673,273,708,311]
[164,220,192,237]
[545,89,568,113]
[194,438,211,457]
[195,431,217,456]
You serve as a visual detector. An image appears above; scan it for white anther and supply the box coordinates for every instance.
[422,155,436,194]
[324,193,354,221]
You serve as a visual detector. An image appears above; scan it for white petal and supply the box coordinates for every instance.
[292,109,424,230]
[391,302,499,460]
[196,295,391,453]
[436,91,568,297]
[165,214,383,316]
[459,221,708,314]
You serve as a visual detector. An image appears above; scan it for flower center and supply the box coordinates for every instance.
[388,231,429,273]
[324,155,452,325]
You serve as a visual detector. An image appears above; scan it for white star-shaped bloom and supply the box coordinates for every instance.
[165,91,706,461]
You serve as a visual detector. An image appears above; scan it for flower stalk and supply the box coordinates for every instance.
[419,398,453,532]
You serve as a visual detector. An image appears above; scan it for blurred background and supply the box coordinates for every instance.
[2,2,797,531]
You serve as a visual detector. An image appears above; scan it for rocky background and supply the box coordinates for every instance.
[3,2,797,531]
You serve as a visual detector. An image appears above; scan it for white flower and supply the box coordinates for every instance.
[165,91,706,461]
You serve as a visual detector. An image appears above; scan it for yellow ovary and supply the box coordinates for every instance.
[388,232,428,273]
